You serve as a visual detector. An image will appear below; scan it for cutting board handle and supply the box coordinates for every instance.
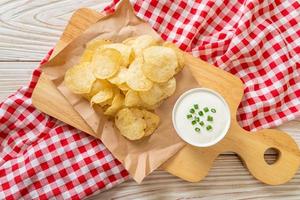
[231,123,300,185]
[162,121,300,185]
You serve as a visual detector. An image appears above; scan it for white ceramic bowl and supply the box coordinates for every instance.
[172,88,231,147]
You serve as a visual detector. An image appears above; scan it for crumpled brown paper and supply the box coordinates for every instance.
[41,0,199,183]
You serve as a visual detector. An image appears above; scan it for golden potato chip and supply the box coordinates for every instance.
[118,123,146,140]
[108,67,127,85]
[99,98,113,107]
[117,83,130,91]
[90,87,113,105]
[142,46,178,83]
[163,42,185,73]
[115,108,146,140]
[86,39,111,51]
[138,78,176,107]
[101,43,134,67]
[126,57,153,91]
[80,50,94,63]
[139,84,164,106]
[80,39,111,63]
[98,86,120,107]
[142,110,160,136]
[83,79,112,100]
[124,90,142,107]
[92,48,122,79]
[64,62,96,94]
[159,77,177,98]
[143,101,163,110]
[124,89,160,109]
[131,35,158,55]
[115,108,136,127]
[104,90,124,116]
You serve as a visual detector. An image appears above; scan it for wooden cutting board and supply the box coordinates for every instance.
[32,8,300,185]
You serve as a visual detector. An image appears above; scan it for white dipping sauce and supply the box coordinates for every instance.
[172,88,230,147]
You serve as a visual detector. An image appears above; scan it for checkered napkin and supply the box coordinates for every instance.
[0,51,128,200]
[0,0,299,199]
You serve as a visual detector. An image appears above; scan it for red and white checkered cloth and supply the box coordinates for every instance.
[0,50,129,200]
[1,0,299,199]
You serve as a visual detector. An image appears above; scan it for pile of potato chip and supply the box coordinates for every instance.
[64,35,184,140]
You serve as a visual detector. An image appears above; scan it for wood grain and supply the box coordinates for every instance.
[0,1,300,199]
[0,62,37,100]
[91,156,300,200]
[0,0,110,61]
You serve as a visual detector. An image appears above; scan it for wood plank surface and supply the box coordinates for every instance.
[93,156,300,200]
[0,0,106,61]
[0,62,36,99]
[0,1,300,199]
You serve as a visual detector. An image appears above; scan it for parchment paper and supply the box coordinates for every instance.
[41,0,199,183]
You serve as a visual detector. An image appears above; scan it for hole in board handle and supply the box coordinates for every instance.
[264,147,281,165]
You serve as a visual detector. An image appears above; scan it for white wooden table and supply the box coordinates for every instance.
[0,1,299,199]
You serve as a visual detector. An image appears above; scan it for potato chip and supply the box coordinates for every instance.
[143,101,163,110]
[66,36,182,141]
[99,98,113,107]
[159,77,177,98]
[80,50,94,63]
[117,83,130,91]
[142,110,160,136]
[80,39,111,63]
[101,43,134,67]
[64,62,96,94]
[108,67,127,85]
[83,79,112,100]
[126,57,153,91]
[142,46,178,83]
[163,42,185,73]
[139,84,164,106]
[115,108,146,140]
[124,89,161,109]
[131,35,158,55]
[87,39,111,50]
[138,78,176,107]
[104,90,124,116]
[124,90,142,107]
[92,48,122,79]
[98,86,120,108]
[90,87,113,105]
[118,123,146,141]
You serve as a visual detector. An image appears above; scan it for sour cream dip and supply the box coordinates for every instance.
[172,88,230,147]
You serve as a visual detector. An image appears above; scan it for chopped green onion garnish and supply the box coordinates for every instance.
[199,121,204,126]
[204,107,209,112]
[207,115,213,122]
[194,104,199,109]
[206,125,213,131]
[195,117,200,122]
[195,127,200,132]
[190,108,195,114]
[198,111,204,116]
[187,114,192,119]
[192,120,196,125]
[211,108,216,113]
